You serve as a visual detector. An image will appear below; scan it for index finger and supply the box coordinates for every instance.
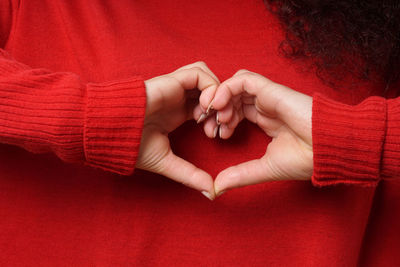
[170,67,219,94]
[211,71,268,110]
[174,61,220,83]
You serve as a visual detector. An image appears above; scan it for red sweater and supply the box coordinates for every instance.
[0,0,399,266]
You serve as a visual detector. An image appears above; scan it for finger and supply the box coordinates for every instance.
[203,115,219,138]
[211,70,273,111]
[242,104,258,123]
[217,71,312,143]
[256,115,284,138]
[175,62,220,113]
[170,67,219,123]
[218,124,232,139]
[175,62,220,111]
[171,67,219,95]
[242,95,255,105]
[193,103,204,122]
[159,150,216,200]
[175,61,220,83]
[194,102,216,124]
[226,107,243,130]
[216,101,234,124]
[199,85,218,113]
[214,156,278,196]
[242,104,283,137]
[219,107,243,139]
[209,82,234,111]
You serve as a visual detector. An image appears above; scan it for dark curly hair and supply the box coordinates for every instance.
[265,0,400,91]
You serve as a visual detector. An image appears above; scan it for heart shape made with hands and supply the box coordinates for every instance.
[138,62,313,201]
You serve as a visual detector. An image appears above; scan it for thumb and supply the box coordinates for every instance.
[158,150,216,200]
[214,157,278,196]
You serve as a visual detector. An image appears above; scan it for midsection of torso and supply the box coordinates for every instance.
[0,0,381,265]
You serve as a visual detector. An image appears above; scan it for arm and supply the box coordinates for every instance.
[0,0,145,175]
[0,51,218,198]
[0,1,218,197]
[199,69,397,196]
[0,49,146,175]
[312,93,399,186]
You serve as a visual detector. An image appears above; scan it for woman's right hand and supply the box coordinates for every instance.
[199,70,314,197]
[136,62,220,200]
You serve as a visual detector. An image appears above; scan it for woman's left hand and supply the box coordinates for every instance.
[137,62,220,200]
[197,70,314,196]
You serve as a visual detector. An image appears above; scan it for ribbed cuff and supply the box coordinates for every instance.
[311,93,387,187]
[381,98,400,179]
[84,77,146,175]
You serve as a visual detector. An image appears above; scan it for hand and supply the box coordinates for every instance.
[198,70,313,196]
[136,62,220,200]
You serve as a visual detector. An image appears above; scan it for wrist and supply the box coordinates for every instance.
[311,93,386,186]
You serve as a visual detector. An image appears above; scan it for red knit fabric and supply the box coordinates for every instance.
[382,99,400,178]
[0,49,146,175]
[312,93,387,186]
[0,0,399,266]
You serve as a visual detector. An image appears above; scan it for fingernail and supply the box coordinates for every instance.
[197,113,207,124]
[201,191,213,201]
[206,100,214,114]
[216,190,226,197]
[216,112,220,125]
[213,126,219,138]
[219,125,223,138]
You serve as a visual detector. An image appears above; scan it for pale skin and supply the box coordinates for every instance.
[136,62,220,200]
[196,69,314,197]
[138,62,313,200]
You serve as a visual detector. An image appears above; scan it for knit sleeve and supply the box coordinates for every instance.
[0,49,146,175]
[311,93,390,186]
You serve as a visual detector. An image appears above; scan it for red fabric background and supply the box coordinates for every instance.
[0,0,399,265]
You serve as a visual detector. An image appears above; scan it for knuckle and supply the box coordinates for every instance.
[190,66,203,72]
[195,61,207,67]
[235,69,250,76]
